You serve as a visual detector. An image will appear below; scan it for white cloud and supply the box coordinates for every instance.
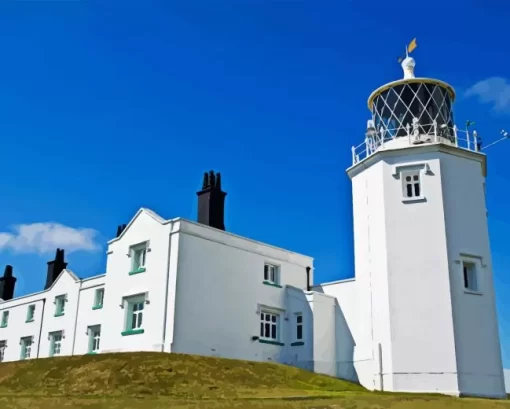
[465,77,510,114]
[0,222,101,254]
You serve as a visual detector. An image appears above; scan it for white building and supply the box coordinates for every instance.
[0,57,506,399]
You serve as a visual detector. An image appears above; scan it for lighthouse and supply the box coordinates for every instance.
[347,54,506,397]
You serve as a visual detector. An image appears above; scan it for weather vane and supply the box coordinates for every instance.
[398,38,417,64]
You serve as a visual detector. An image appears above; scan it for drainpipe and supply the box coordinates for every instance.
[36,298,46,358]
[71,281,83,355]
[161,224,173,352]
[306,266,311,291]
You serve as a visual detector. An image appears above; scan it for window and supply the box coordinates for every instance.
[26,305,36,322]
[130,243,147,274]
[463,261,478,292]
[20,337,32,360]
[296,313,303,340]
[0,341,6,362]
[402,171,421,198]
[263,264,280,286]
[49,331,63,357]
[88,325,101,354]
[1,311,9,328]
[122,294,146,336]
[260,311,280,341]
[93,288,104,309]
[55,295,66,316]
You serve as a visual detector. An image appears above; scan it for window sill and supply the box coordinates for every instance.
[464,289,483,296]
[291,341,304,346]
[129,268,146,276]
[92,305,103,310]
[263,281,283,288]
[259,339,284,346]
[25,319,34,323]
[121,329,145,336]
[54,312,65,317]
[402,196,426,204]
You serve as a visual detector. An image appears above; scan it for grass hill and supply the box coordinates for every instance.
[0,352,509,408]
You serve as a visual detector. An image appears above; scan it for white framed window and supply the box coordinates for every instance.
[20,337,32,360]
[463,261,479,292]
[49,331,63,357]
[88,325,101,353]
[402,170,421,199]
[122,294,146,335]
[93,288,105,309]
[260,310,280,341]
[295,313,303,341]
[55,295,66,316]
[1,311,9,327]
[130,243,147,273]
[26,304,36,322]
[0,340,6,362]
[263,264,280,285]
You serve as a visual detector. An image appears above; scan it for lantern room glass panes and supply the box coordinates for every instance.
[372,82,454,139]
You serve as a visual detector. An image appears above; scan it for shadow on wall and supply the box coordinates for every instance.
[314,285,359,383]
[258,288,315,373]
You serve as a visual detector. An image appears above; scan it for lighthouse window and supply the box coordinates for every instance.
[402,171,421,199]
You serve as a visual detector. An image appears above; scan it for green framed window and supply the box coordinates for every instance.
[121,294,146,336]
[0,340,6,362]
[263,263,282,288]
[93,288,104,310]
[291,313,304,346]
[26,305,36,322]
[54,295,66,317]
[129,243,147,275]
[49,331,63,357]
[1,311,9,328]
[259,309,283,346]
[88,325,101,354]
[20,337,33,360]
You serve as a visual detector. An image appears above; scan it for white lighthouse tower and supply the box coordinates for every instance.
[347,55,506,397]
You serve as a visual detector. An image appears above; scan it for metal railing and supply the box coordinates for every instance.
[351,122,481,166]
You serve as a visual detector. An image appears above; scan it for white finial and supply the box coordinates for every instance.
[401,56,416,79]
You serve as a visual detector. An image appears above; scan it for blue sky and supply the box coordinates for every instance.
[1,1,510,365]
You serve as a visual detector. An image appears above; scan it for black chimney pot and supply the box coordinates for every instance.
[44,248,68,290]
[0,265,16,300]
[197,170,227,231]
[116,224,127,237]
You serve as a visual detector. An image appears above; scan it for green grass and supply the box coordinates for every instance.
[0,352,508,408]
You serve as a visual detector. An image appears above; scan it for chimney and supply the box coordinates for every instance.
[0,265,16,301]
[116,223,127,237]
[44,248,68,290]
[306,266,311,291]
[196,170,227,231]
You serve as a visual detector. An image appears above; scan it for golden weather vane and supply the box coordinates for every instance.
[398,38,417,63]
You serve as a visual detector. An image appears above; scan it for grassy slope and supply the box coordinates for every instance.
[0,352,509,408]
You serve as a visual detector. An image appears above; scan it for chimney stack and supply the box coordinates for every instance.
[0,265,16,301]
[196,170,227,231]
[44,248,68,290]
[116,224,127,237]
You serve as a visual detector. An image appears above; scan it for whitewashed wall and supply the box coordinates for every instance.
[101,210,173,354]
[318,279,359,383]
[0,293,45,362]
[73,276,106,355]
[170,219,313,365]
[440,152,505,398]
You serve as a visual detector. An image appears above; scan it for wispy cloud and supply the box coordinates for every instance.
[465,77,510,114]
[0,223,101,254]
